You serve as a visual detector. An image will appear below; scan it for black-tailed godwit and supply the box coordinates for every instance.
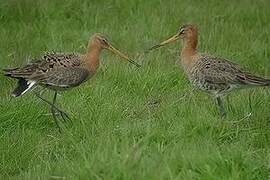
[147,24,270,116]
[3,33,140,131]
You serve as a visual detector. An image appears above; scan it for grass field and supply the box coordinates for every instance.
[1,0,270,179]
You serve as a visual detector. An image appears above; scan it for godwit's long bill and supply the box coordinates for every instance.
[3,33,140,132]
[147,24,270,117]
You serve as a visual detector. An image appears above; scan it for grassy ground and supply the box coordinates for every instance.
[1,0,270,179]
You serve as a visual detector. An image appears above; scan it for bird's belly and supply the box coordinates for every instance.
[39,70,92,91]
[190,78,234,96]
[41,84,72,91]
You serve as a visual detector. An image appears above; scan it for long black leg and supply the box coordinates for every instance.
[216,97,226,117]
[35,92,71,127]
[51,91,61,133]
[35,92,67,116]
[50,92,71,123]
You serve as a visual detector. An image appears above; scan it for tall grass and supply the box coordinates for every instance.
[1,0,270,179]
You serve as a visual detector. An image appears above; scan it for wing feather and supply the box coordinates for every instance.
[38,67,91,88]
[195,54,270,87]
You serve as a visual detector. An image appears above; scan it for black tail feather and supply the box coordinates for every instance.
[12,78,30,97]
[3,68,35,96]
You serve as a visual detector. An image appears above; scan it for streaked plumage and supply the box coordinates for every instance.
[147,24,270,116]
[187,53,270,96]
[3,33,140,131]
[4,52,91,96]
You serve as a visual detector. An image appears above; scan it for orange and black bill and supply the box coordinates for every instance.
[146,33,180,53]
[107,44,141,68]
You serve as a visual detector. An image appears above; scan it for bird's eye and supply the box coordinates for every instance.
[179,29,185,34]
[102,38,108,44]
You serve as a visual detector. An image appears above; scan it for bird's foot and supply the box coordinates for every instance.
[50,107,72,133]
[53,108,72,124]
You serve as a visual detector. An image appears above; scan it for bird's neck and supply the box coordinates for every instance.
[85,43,103,71]
[180,35,198,70]
[181,36,198,58]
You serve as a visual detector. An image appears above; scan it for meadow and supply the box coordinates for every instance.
[1,0,270,179]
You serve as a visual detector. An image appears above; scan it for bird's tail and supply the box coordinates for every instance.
[11,78,36,97]
[3,68,32,78]
[243,73,270,86]
[3,68,36,97]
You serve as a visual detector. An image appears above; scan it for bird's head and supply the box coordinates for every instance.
[177,24,198,40]
[146,24,198,52]
[89,33,141,67]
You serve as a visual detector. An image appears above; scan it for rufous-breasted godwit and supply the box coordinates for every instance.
[147,24,270,117]
[3,33,140,131]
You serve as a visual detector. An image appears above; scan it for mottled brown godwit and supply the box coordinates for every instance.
[147,24,270,116]
[3,33,140,131]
